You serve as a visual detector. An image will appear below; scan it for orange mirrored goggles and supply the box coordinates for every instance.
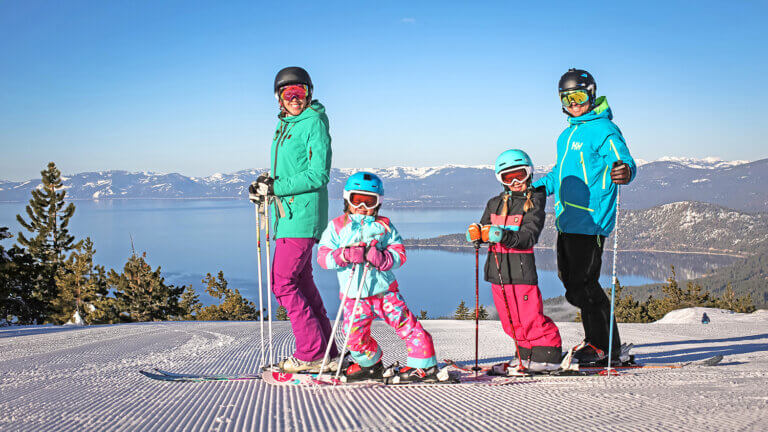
[343,190,380,209]
[497,166,531,185]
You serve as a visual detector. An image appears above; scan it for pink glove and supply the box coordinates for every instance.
[331,245,366,266]
[365,240,394,271]
[331,248,348,267]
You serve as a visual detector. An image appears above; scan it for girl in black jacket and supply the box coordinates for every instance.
[467,149,562,372]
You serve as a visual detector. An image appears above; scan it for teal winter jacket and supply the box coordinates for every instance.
[317,213,407,298]
[269,101,332,239]
[533,97,636,237]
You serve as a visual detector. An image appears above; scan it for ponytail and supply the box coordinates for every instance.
[523,180,535,212]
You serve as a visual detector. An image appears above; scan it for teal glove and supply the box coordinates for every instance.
[487,225,505,243]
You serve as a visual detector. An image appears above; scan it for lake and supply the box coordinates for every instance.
[0,199,740,318]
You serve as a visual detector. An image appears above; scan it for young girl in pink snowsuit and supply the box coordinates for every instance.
[467,149,562,372]
[318,172,439,383]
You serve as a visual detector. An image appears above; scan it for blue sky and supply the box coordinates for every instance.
[1,0,766,181]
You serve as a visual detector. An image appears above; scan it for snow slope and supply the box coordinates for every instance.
[0,312,766,431]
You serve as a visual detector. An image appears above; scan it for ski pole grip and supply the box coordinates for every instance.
[612,160,623,169]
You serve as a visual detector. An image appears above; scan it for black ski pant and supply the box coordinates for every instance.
[556,232,621,354]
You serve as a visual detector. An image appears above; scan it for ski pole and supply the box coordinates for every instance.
[473,243,481,376]
[334,264,371,381]
[264,196,274,369]
[254,200,266,370]
[315,263,358,383]
[607,166,621,377]
[492,248,526,370]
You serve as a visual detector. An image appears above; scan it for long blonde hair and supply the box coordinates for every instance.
[523,183,534,212]
[502,180,535,214]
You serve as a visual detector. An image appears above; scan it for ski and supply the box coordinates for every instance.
[154,368,259,381]
[262,368,524,387]
[443,354,723,378]
[579,354,723,371]
[139,369,261,382]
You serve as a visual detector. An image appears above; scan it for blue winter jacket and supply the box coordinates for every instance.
[533,97,636,237]
[317,213,407,298]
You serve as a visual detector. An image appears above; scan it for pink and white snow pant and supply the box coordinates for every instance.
[341,288,437,368]
[491,283,562,350]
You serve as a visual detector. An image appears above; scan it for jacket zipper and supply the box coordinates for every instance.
[602,165,610,189]
[556,125,578,232]
[580,151,588,184]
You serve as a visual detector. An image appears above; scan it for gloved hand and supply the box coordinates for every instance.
[330,244,367,267]
[486,225,506,244]
[365,240,394,271]
[481,224,491,243]
[466,223,482,243]
[610,160,630,185]
[253,173,275,196]
[248,182,262,203]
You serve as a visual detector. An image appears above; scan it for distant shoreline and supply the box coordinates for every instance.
[404,243,750,258]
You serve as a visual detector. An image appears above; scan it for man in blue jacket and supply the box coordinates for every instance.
[533,68,636,365]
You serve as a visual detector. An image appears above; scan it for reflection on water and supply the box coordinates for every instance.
[421,247,740,282]
[0,200,743,318]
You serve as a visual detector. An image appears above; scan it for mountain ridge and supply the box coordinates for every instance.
[2,157,765,212]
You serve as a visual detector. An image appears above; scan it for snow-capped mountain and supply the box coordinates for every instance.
[1,157,764,212]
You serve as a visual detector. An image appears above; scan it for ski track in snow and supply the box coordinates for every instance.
[0,319,766,431]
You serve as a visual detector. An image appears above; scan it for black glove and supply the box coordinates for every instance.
[610,160,631,185]
[248,174,274,203]
[256,174,275,194]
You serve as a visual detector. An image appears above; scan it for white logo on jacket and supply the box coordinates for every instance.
[571,142,583,150]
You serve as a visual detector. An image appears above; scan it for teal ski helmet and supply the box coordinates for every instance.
[495,149,533,174]
[344,171,384,195]
[495,149,533,185]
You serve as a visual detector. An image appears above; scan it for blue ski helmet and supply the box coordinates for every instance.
[344,171,384,195]
[495,149,533,174]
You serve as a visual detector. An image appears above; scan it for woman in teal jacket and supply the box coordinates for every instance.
[533,68,636,366]
[251,67,337,373]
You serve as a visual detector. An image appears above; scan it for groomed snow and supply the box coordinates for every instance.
[655,307,768,324]
[0,308,766,431]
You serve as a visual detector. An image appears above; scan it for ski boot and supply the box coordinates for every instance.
[343,360,384,383]
[487,347,532,376]
[524,346,562,373]
[570,341,634,367]
[262,356,340,374]
[394,365,440,383]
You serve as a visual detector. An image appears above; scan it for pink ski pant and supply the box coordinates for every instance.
[491,283,562,350]
[341,288,437,368]
[271,238,338,362]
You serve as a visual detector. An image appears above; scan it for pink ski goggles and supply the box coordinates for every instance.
[280,84,308,102]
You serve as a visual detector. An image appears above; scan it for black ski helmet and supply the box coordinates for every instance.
[274,66,313,99]
[559,68,596,114]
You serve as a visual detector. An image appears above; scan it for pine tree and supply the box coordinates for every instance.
[454,300,471,320]
[178,286,202,320]
[108,252,184,322]
[275,305,289,321]
[15,162,81,321]
[478,304,489,320]
[1,228,45,324]
[197,271,259,321]
[612,282,652,323]
[52,238,110,324]
[419,310,428,320]
[716,284,756,313]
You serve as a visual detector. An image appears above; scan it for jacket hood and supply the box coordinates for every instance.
[279,100,326,123]
[568,96,613,125]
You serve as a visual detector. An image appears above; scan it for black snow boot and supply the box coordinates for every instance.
[344,360,384,382]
